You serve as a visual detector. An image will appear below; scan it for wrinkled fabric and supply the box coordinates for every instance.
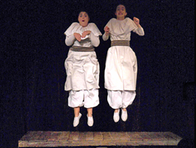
[64,23,102,47]
[103,17,144,91]
[104,46,137,90]
[107,90,136,109]
[64,22,101,91]
[104,18,144,41]
[68,89,99,108]
[64,23,102,37]
[64,50,99,91]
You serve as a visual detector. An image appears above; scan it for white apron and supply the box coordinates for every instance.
[104,18,144,91]
[105,46,137,90]
[64,23,102,91]
[65,50,100,91]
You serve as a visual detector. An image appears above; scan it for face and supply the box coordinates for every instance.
[78,11,89,27]
[115,5,127,20]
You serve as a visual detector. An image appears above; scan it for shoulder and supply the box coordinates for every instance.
[125,17,136,26]
[106,18,116,25]
[69,22,80,27]
[88,23,102,36]
[88,23,98,28]
[111,18,116,21]
[87,23,99,30]
[109,18,116,22]
[64,22,80,35]
[125,17,134,22]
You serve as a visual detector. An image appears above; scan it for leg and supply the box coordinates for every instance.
[87,108,93,117]
[122,90,136,108]
[114,109,119,112]
[107,90,122,122]
[74,107,80,117]
[107,90,122,109]
[121,108,128,122]
[122,108,127,111]
[87,108,94,126]
[68,90,84,127]
[121,91,136,121]
[83,89,99,127]
[113,109,120,122]
[73,107,82,127]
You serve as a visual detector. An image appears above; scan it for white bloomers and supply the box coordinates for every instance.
[68,89,99,108]
[107,90,136,109]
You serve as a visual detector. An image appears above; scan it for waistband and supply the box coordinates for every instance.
[111,40,130,46]
[70,46,95,52]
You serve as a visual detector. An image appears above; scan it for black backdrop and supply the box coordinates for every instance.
[1,0,195,147]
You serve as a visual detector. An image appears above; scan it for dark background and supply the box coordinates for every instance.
[1,0,195,147]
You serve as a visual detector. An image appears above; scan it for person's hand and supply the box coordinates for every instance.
[133,17,140,25]
[104,26,110,35]
[133,17,140,27]
[81,30,91,38]
[74,33,81,41]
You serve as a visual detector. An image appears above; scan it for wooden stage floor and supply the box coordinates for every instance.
[18,131,182,147]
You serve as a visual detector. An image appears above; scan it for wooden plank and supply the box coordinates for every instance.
[145,132,167,145]
[18,131,182,147]
[85,132,102,146]
[146,132,164,140]
[93,132,103,141]
[47,132,61,141]
[78,132,86,140]
[85,132,94,141]
[103,132,112,141]
[109,132,130,141]
[42,131,54,142]
[57,131,70,141]
[36,131,47,141]
[127,132,143,141]
[164,132,182,140]
[27,131,43,141]
[139,132,155,145]
[101,132,114,146]
[19,131,37,141]
[138,132,152,141]
[162,132,182,145]
[126,132,180,146]
[109,132,131,146]
[126,132,145,146]
[68,131,79,141]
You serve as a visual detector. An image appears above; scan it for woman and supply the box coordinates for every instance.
[64,11,102,127]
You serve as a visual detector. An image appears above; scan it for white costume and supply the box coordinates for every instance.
[103,18,144,109]
[64,22,102,108]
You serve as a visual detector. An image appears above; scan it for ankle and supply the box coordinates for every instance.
[122,108,127,111]
[75,113,80,117]
[87,114,92,117]
[114,109,119,113]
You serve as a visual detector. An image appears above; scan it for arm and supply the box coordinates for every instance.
[65,32,82,46]
[65,34,75,46]
[82,30,100,47]
[102,26,110,41]
[102,32,109,41]
[135,27,145,36]
[133,17,145,36]
[89,33,100,47]
[64,23,82,46]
